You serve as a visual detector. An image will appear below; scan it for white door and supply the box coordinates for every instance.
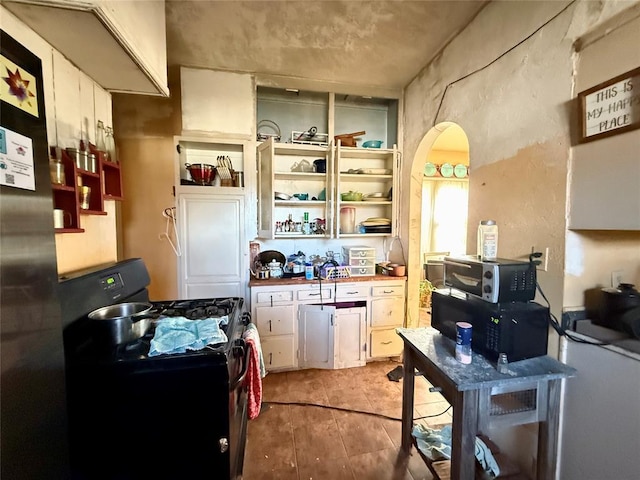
[298,304,335,369]
[178,193,245,299]
[334,306,366,369]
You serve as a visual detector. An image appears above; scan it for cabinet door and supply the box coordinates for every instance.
[298,305,335,369]
[178,193,245,298]
[255,305,295,336]
[334,307,366,369]
[370,296,404,327]
[262,336,296,370]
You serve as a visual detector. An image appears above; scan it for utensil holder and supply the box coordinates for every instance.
[221,169,235,187]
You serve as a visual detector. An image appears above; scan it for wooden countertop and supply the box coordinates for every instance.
[249,274,406,287]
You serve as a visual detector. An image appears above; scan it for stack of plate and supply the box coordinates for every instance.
[361,217,391,233]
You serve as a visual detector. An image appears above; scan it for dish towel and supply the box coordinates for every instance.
[149,317,228,357]
[243,323,265,419]
[412,424,501,478]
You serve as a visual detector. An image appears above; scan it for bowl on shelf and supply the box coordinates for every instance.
[341,191,363,201]
[362,140,383,148]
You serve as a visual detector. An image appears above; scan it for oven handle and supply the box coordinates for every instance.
[229,339,251,391]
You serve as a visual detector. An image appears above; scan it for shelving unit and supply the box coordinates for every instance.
[257,138,333,239]
[52,148,122,234]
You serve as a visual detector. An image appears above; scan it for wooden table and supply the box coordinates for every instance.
[397,327,576,480]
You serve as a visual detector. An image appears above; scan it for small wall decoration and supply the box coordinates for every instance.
[578,67,640,143]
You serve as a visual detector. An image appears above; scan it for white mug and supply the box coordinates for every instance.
[53,209,72,229]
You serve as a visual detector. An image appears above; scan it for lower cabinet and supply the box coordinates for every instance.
[297,304,367,370]
[261,336,296,370]
[251,279,405,372]
[298,305,335,369]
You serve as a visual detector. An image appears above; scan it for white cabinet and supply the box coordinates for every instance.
[334,306,367,369]
[177,193,245,299]
[257,138,333,239]
[180,68,253,136]
[368,281,405,358]
[256,137,400,239]
[3,0,168,96]
[251,278,406,372]
[298,304,366,370]
[251,288,297,371]
[335,144,400,237]
[298,304,335,369]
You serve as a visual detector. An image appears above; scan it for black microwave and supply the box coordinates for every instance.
[443,255,536,303]
[431,288,549,362]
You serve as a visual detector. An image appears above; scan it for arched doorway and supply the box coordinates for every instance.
[406,122,470,328]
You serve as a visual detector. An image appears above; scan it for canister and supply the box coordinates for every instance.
[455,322,472,364]
[477,220,498,260]
[86,153,97,173]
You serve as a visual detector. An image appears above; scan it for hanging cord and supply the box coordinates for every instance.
[433,0,576,125]
[263,400,451,422]
[159,207,182,256]
[529,253,608,346]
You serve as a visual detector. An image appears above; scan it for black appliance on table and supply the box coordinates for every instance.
[431,288,549,362]
[59,258,250,479]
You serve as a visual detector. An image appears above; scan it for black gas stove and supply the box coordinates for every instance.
[59,259,249,479]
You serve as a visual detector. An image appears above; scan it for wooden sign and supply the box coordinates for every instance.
[578,67,640,143]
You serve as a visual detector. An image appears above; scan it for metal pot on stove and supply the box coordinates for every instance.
[88,302,156,345]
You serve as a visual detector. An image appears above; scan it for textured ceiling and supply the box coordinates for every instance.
[165,0,487,90]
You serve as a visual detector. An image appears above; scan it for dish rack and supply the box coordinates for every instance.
[291,130,329,146]
[322,265,351,280]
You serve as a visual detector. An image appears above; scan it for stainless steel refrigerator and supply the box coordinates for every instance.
[1,30,69,478]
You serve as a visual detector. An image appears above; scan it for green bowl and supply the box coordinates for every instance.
[341,191,363,201]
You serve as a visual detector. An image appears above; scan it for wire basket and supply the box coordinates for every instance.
[322,265,351,280]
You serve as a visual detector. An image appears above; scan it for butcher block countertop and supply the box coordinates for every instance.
[249,274,406,287]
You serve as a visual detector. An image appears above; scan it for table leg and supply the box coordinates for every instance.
[450,389,479,480]
[537,379,561,480]
[401,346,415,453]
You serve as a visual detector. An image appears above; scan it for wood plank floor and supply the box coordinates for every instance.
[242,360,453,480]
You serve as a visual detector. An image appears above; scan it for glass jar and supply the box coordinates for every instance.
[105,126,117,163]
[96,120,106,152]
[49,157,65,185]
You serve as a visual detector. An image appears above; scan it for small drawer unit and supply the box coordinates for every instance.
[343,245,376,277]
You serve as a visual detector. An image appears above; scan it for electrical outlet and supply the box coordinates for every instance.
[530,246,549,272]
[611,270,624,287]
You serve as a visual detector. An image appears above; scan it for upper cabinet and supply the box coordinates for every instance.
[180,67,254,136]
[255,85,402,240]
[2,0,169,96]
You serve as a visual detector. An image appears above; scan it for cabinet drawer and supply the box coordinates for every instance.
[346,257,376,267]
[255,305,295,336]
[369,329,403,358]
[370,297,404,327]
[371,284,405,297]
[297,288,333,301]
[262,336,296,370]
[335,284,369,300]
[343,246,376,258]
[256,290,293,304]
[350,266,376,277]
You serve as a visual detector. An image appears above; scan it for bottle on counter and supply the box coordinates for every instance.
[477,220,498,261]
[305,262,314,280]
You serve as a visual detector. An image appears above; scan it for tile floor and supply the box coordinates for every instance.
[242,359,453,480]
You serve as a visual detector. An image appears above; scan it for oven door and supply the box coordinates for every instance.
[443,257,484,298]
[229,340,250,478]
